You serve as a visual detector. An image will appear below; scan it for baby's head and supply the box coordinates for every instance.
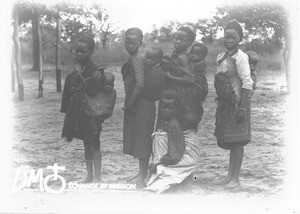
[160,90,182,121]
[103,72,115,93]
[144,47,163,68]
[74,35,95,65]
[174,27,195,53]
[190,42,208,63]
[246,51,259,71]
[181,112,199,131]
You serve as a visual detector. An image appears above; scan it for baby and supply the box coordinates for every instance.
[246,51,259,91]
[83,71,116,122]
[142,47,166,102]
[189,42,208,74]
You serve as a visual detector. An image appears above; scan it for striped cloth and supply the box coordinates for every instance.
[145,129,200,193]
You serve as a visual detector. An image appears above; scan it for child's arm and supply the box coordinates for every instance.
[160,118,185,165]
[85,67,104,97]
[100,90,117,122]
[60,74,72,113]
[124,56,144,111]
[236,52,253,123]
[166,54,195,86]
[193,60,207,73]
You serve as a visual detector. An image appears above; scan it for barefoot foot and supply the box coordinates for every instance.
[225,180,240,189]
[126,173,140,182]
[213,176,231,186]
[80,176,93,184]
[92,177,101,183]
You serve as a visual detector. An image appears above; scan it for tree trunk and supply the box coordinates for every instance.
[31,17,40,71]
[11,50,15,92]
[13,10,24,101]
[55,13,62,92]
[32,9,44,98]
[283,37,290,93]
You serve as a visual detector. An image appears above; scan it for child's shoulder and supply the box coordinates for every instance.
[234,49,249,63]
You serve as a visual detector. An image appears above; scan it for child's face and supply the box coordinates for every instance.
[161,98,176,120]
[190,46,203,63]
[144,49,161,67]
[174,30,190,53]
[103,78,114,93]
[75,42,92,64]
[124,35,141,56]
[224,29,240,51]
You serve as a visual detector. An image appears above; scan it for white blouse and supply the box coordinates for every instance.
[216,49,253,90]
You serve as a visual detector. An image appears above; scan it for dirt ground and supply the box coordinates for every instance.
[8,65,290,211]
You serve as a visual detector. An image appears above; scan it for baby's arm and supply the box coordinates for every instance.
[166,54,195,86]
[85,67,104,97]
[100,90,116,122]
[160,118,185,165]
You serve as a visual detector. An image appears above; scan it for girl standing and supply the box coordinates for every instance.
[214,19,253,189]
[122,28,165,185]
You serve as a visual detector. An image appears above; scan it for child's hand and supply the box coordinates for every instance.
[164,71,172,78]
[93,70,102,80]
[249,64,255,72]
[236,107,246,123]
[149,163,159,174]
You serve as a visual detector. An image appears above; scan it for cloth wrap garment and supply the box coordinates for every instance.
[214,49,252,149]
[122,54,165,158]
[60,59,105,142]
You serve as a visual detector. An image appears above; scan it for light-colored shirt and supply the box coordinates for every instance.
[216,49,253,90]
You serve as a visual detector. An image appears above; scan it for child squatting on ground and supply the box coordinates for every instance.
[214,19,253,189]
[61,35,116,183]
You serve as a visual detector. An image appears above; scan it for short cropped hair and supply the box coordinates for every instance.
[76,35,95,52]
[192,42,208,58]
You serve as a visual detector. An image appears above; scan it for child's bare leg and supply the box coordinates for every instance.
[135,158,149,185]
[92,149,102,183]
[81,160,93,183]
[214,151,234,185]
[225,146,243,189]
[80,142,93,183]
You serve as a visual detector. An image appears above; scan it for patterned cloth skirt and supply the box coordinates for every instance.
[145,129,200,193]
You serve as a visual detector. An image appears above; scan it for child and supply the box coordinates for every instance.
[145,90,201,193]
[162,27,208,125]
[148,90,185,176]
[189,42,208,74]
[121,28,154,186]
[61,35,105,183]
[142,47,166,102]
[246,50,259,91]
[214,19,253,189]
[164,27,196,87]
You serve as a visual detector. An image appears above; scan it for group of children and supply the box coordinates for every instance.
[60,19,259,191]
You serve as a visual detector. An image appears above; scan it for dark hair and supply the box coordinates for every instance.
[76,35,95,52]
[149,46,163,60]
[177,27,196,44]
[160,90,182,115]
[125,27,143,42]
[224,19,243,41]
[192,42,208,58]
